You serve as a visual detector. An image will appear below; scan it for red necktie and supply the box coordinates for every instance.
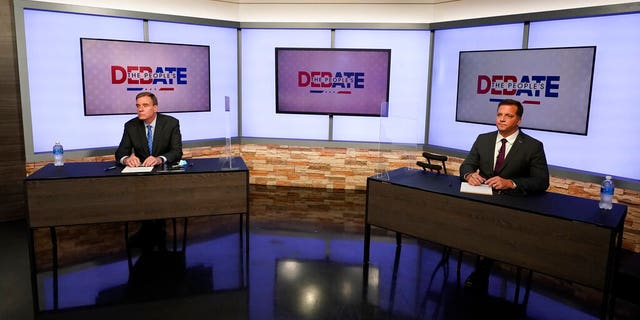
[494,138,507,175]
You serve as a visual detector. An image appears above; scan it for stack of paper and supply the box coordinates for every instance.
[460,182,493,195]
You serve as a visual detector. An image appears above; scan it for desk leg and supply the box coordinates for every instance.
[244,211,250,287]
[362,223,371,299]
[522,270,533,312]
[514,267,522,304]
[28,228,40,314]
[389,243,402,314]
[50,227,59,310]
[602,225,624,320]
[238,213,244,287]
[172,218,178,251]
[125,223,133,272]
[513,268,533,310]
[456,251,463,289]
[182,218,188,252]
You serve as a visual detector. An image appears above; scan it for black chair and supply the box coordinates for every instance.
[416,151,448,174]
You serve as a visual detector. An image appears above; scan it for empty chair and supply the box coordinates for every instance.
[417,152,448,174]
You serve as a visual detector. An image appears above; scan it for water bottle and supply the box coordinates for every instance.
[53,141,64,166]
[599,175,614,210]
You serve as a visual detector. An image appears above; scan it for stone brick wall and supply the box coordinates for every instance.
[26,143,640,253]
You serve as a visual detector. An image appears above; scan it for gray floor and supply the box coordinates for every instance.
[2,185,640,320]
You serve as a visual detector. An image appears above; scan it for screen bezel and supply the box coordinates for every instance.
[275,47,391,117]
[80,37,212,116]
[455,46,596,135]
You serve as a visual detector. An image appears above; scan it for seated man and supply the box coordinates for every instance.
[459,99,549,294]
[115,92,183,251]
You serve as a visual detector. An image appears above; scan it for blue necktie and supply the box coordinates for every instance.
[146,124,153,154]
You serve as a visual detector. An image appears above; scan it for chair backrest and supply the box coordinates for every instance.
[416,152,448,174]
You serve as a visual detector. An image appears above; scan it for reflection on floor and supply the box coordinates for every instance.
[4,185,640,319]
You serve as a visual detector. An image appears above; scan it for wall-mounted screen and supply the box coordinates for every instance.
[456,46,596,135]
[276,48,391,117]
[80,38,211,116]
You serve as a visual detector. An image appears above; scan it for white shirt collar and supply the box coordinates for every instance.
[497,129,519,145]
[146,116,157,129]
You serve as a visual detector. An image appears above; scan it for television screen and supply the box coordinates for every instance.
[456,46,596,135]
[80,38,211,116]
[276,48,391,117]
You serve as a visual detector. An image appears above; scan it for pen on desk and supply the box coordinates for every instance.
[104,165,117,171]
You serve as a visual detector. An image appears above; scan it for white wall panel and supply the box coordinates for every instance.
[241,29,331,139]
[333,30,429,144]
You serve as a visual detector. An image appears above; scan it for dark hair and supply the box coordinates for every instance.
[498,99,523,118]
[135,92,158,106]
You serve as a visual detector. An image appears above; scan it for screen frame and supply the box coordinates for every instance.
[455,46,596,135]
[275,47,391,117]
[80,37,212,116]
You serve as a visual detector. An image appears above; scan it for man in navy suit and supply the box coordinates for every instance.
[459,98,549,294]
[115,92,182,167]
[115,92,183,252]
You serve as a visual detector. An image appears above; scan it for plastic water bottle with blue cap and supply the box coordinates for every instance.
[598,175,614,210]
[53,141,64,166]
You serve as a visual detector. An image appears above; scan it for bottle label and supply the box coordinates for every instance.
[601,185,614,195]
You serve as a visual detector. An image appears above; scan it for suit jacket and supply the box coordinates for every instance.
[459,130,549,194]
[115,113,183,164]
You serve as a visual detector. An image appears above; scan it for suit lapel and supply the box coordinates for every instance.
[152,114,165,155]
[486,132,499,174]
[498,131,524,174]
[137,120,149,157]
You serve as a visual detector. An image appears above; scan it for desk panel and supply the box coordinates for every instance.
[363,167,626,319]
[25,157,250,312]
[368,179,610,290]
[26,170,247,227]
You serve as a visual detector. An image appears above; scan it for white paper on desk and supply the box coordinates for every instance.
[460,182,493,195]
[121,166,154,173]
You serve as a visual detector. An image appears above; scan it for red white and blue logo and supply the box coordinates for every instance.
[297,71,366,94]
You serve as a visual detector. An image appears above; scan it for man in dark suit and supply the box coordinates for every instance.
[115,92,183,251]
[116,92,182,167]
[459,98,549,294]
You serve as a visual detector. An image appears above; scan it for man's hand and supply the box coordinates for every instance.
[141,156,163,167]
[484,176,515,190]
[465,170,486,186]
[124,155,141,167]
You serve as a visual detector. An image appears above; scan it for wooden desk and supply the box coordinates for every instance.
[363,167,626,319]
[25,157,249,311]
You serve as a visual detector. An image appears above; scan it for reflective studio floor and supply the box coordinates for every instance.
[2,185,640,320]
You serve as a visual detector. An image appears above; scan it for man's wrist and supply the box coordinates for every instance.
[511,180,517,189]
